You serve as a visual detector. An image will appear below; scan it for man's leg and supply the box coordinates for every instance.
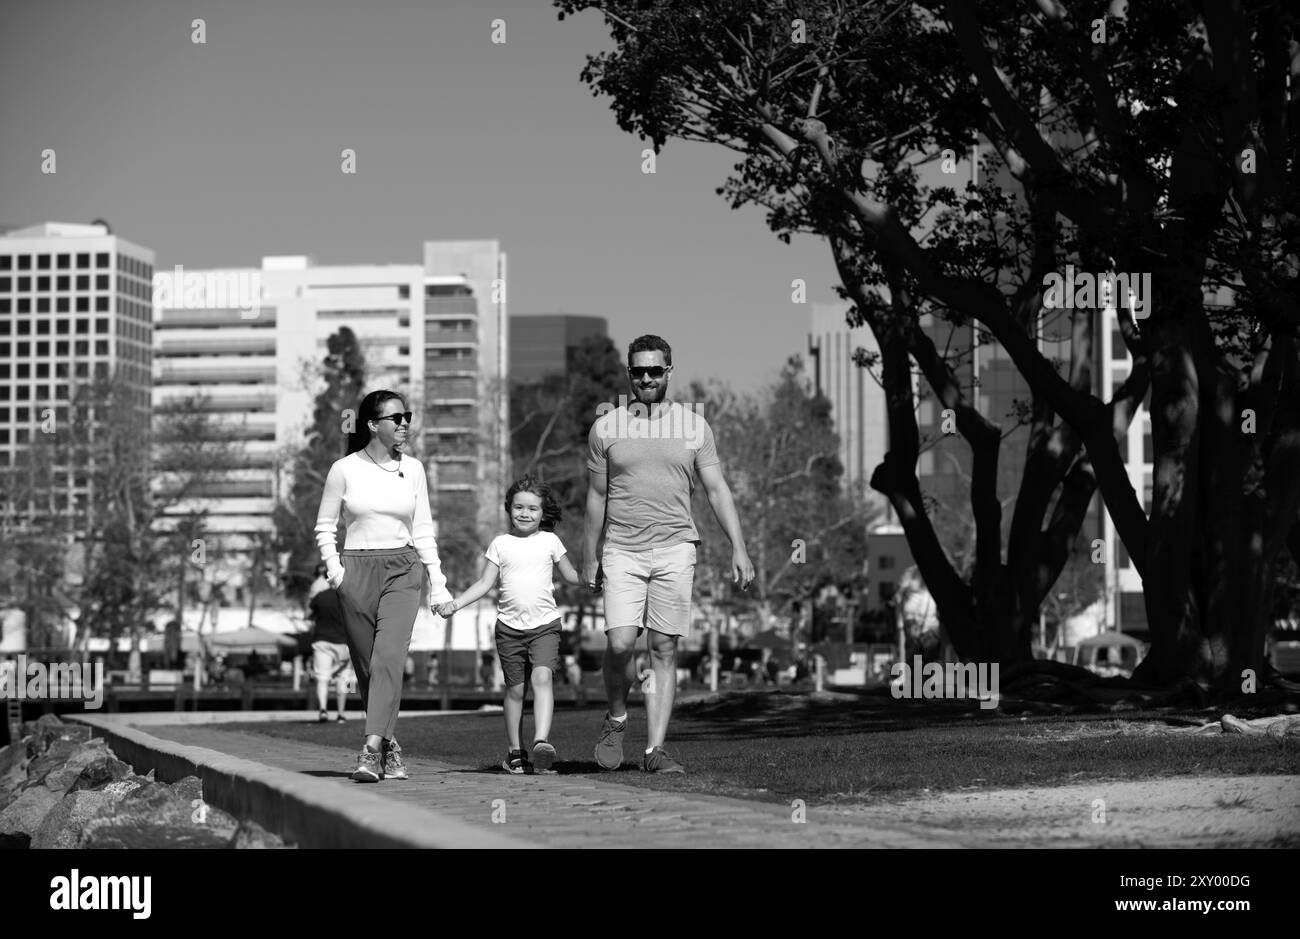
[602,626,639,720]
[644,629,678,751]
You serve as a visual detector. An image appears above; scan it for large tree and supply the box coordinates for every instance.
[557,0,1300,697]
[687,358,878,631]
[273,327,367,605]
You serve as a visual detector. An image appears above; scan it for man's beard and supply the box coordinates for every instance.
[634,383,668,404]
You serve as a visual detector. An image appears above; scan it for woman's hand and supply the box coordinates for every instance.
[434,601,456,617]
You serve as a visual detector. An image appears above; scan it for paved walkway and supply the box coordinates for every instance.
[139,718,1300,848]
[143,722,949,848]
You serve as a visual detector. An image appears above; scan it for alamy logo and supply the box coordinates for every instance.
[50,870,152,919]
[890,656,1000,710]
[594,397,705,449]
[1042,265,1152,320]
[152,264,262,318]
[0,656,105,709]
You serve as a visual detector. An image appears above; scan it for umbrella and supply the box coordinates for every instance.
[208,627,299,654]
[745,629,793,651]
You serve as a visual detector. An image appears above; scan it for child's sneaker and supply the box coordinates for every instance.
[502,749,527,774]
[531,740,557,774]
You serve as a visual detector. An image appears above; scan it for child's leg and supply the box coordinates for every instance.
[503,683,526,750]
[530,667,554,742]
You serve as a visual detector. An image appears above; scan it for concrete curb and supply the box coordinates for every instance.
[65,713,530,849]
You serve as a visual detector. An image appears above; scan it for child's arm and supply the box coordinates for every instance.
[438,559,499,617]
[555,554,582,587]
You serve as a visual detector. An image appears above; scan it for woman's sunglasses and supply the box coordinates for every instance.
[374,411,414,426]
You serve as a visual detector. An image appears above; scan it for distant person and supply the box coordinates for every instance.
[315,389,455,783]
[427,653,440,689]
[309,564,353,724]
[583,335,754,773]
[479,652,495,690]
[438,476,582,775]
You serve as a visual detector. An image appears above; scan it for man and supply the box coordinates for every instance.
[583,334,754,773]
[308,564,354,723]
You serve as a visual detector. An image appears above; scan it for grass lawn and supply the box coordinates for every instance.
[212,690,1300,805]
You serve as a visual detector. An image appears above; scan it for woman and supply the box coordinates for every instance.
[315,390,454,781]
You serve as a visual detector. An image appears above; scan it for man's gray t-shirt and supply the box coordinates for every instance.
[586,401,720,549]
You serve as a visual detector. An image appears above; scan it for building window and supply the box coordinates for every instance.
[56,254,69,270]
[56,341,68,355]
[76,275,89,290]
[57,275,69,291]
[37,276,50,291]
[17,298,30,314]
[76,253,90,268]
[96,253,110,267]
[18,255,31,270]
[95,319,109,333]
[56,298,69,313]
[18,276,31,291]
[0,255,10,270]
[96,274,109,290]
[36,298,49,313]
[76,297,89,312]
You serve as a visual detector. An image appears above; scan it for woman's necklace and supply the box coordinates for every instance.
[364,447,404,478]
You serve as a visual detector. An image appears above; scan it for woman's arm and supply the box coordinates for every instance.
[409,460,454,605]
[314,461,347,586]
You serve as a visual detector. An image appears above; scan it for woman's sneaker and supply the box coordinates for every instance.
[531,740,557,774]
[502,749,527,774]
[317,710,330,723]
[352,746,382,782]
[382,739,409,780]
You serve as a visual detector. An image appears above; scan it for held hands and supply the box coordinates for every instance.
[433,601,457,617]
[582,560,602,595]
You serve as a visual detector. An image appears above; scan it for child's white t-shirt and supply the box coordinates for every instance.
[485,531,567,631]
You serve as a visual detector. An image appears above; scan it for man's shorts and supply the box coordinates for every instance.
[494,619,562,687]
[601,542,697,637]
[312,640,355,688]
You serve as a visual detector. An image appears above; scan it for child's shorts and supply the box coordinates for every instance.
[494,618,562,687]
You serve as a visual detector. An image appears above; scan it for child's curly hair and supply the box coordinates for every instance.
[504,475,562,532]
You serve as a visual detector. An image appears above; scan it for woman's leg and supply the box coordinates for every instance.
[337,556,381,749]
[369,552,424,742]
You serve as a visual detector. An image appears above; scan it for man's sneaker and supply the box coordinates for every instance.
[531,740,557,774]
[382,739,409,780]
[594,713,627,770]
[502,749,527,774]
[352,746,382,782]
[642,746,684,774]
[317,710,330,723]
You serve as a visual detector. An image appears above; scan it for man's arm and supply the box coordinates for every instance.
[698,462,755,589]
[582,469,608,589]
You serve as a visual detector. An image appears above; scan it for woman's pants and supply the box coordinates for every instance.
[336,546,425,740]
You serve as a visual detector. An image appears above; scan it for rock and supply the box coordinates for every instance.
[172,776,204,804]
[67,753,133,793]
[99,777,148,800]
[234,819,289,849]
[40,739,114,794]
[0,785,61,848]
[30,789,116,849]
[0,763,28,813]
[79,785,240,848]
[24,716,92,760]
[22,737,84,789]
[0,741,27,778]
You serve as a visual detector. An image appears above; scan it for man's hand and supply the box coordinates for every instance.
[434,601,456,617]
[582,560,602,594]
[732,548,755,591]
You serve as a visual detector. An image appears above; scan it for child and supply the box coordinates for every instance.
[437,476,581,774]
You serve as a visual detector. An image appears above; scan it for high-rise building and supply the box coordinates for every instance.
[508,314,608,382]
[807,302,888,500]
[152,241,509,603]
[0,221,155,521]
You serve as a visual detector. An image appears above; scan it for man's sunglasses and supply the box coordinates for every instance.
[374,411,414,426]
[629,366,670,379]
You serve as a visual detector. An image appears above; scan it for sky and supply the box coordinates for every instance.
[0,0,843,395]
